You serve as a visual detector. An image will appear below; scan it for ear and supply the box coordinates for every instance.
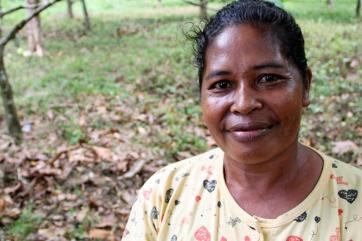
[302,68,312,107]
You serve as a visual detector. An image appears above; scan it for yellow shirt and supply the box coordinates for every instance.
[122,148,362,241]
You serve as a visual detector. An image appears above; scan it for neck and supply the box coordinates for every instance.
[224,142,308,193]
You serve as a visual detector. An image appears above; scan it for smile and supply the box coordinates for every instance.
[226,123,274,142]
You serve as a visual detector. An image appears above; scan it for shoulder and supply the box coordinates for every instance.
[139,148,223,197]
[322,152,362,185]
[306,145,362,185]
[318,152,362,235]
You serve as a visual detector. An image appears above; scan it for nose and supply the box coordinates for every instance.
[230,84,262,115]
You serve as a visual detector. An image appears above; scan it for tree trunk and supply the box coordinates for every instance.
[66,0,74,18]
[0,10,21,143]
[0,1,2,37]
[357,0,361,17]
[0,47,22,143]
[327,0,334,9]
[199,0,208,21]
[0,0,63,144]
[26,0,44,56]
[80,0,90,31]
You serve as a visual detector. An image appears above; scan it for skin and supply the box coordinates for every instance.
[201,24,323,218]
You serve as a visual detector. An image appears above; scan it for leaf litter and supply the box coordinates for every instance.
[0,94,168,240]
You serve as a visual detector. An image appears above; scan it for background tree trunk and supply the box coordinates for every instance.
[0,1,21,143]
[80,0,90,31]
[0,0,63,143]
[327,0,334,9]
[66,0,74,18]
[26,0,44,56]
[199,0,208,21]
[0,47,22,143]
[357,0,361,17]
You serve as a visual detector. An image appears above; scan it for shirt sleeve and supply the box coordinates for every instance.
[121,174,163,241]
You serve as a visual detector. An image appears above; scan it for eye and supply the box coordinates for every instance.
[209,80,232,90]
[258,74,283,85]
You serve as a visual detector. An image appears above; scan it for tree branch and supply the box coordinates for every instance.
[0,0,63,46]
[0,5,26,18]
[182,0,201,7]
[182,0,216,11]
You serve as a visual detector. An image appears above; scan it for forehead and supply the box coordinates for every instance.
[205,24,286,72]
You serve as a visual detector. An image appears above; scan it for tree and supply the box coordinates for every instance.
[0,48,21,143]
[66,0,74,18]
[26,0,44,56]
[199,0,208,20]
[65,0,91,30]
[357,0,361,17]
[80,0,90,31]
[183,0,208,20]
[0,0,63,143]
[327,0,334,9]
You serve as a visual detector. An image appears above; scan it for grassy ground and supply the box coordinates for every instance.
[0,0,361,240]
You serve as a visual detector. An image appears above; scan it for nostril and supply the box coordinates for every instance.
[230,91,263,115]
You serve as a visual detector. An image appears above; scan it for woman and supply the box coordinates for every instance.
[122,1,362,240]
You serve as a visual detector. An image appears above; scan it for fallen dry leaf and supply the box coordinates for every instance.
[357,155,362,167]
[76,207,89,222]
[92,146,113,162]
[96,214,117,228]
[47,110,54,120]
[121,159,146,179]
[38,227,66,239]
[0,198,6,212]
[97,106,107,114]
[120,190,137,205]
[116,159,128,172]
[349,58,359,69]
[79,113,87,127]
[332,140,361,155]
[4,208,21,218]
[4,182,22,194]
[88,228,112,239]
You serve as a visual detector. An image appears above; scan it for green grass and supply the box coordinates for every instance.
[8,203,43,240]
[284,0,360,22]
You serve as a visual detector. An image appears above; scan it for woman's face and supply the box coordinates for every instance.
[201,24,311,164]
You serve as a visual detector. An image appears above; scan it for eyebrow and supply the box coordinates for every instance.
[252,62,285,70]
[204,62,285,81]
[204,70,231,81]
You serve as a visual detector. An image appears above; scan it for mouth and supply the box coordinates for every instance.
[226,122,275,142]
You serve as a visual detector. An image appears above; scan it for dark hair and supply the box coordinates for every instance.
[191,0,308,89]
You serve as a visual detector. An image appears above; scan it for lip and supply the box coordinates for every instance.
[226,122,274,142]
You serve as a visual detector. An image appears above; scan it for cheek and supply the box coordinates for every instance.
[278,82,304,109]
[265,84,304,123]
[273,92,303,128]
[201,100,215,127]
[201,96,229,128]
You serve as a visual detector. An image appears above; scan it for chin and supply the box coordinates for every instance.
[225,147,272,164]
[220,135,299,164]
